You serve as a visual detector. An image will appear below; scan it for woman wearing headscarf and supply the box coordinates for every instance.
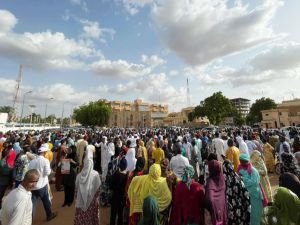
[250,150,273,202]
[262,138,275,173]
[138,196,160,225]
[125,157,145,225]
[279,172,300,198]
[261,187,300,225]
[55,139,67,191]
[125,140,137,172]
[128,164,172,225]
[110,157,128,225]
[139,140,148,171]
[205,160,227,225]
[170,165,205,225]
[62,145,78,207]
[160,158,177,193]
[280,143,299,177]
[74,145,101,225]
[222,160,250,225]
[238,153,264,225]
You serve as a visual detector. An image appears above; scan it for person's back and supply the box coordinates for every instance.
[152,147,165,164]
[171,180,205,225]
[170,154,189,178]
[0,184,32,225]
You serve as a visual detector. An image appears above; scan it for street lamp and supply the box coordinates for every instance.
[61,101,69,130]
[20,91,32,123]
[28,104,36,127]
[44,97,54,123]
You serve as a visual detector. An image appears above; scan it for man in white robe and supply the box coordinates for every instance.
[0,169,39,225]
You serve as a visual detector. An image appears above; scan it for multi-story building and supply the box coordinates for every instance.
[261,99,300,128]
[163,106,210,127]
[105,99,168,128]
[230,98,251,117]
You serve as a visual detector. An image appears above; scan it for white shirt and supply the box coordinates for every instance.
[0,185,32,225]
[170,154,190,179]
[212,138,225,161]
[28,155,51,190]
[183,142,193,161]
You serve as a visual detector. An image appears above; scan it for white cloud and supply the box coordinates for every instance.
[121,0,154,15]
[141,54,165,68]
[91,59,150,78]
[169,70,179,77]
[191,41,300,87]
[80,20,115,42]
[0,10,104,71]
[152,0,283,66]
[0,10,17,34]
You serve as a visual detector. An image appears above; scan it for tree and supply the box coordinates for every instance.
[192,92,236,125]
[0,106,15,122]
[73,100,112,127]
[246,97,277,125]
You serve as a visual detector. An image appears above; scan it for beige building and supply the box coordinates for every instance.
[105,99,168,128]
[230,98,251,117]
[261,99,300,128]
[163,106,210,127]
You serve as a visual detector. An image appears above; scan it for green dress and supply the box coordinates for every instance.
[261,187,300,225]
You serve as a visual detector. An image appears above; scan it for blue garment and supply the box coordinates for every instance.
[239,166,263,225]
[32,184,53,219]
[13,142,22,155]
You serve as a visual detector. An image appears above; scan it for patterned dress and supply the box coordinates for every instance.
[74,190,100,225]
[223,160,251,225]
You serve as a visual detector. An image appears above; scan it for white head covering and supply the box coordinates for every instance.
[125,147,137,172]
[75,145,101,211]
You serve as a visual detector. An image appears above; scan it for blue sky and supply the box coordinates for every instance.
[0,0,300,117]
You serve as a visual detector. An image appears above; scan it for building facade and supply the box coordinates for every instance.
[163,107,210,127]
[261,99,300,128]
[230,98,251,117]
[105,99,168,128]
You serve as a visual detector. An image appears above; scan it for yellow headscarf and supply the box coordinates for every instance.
[128,164,171,216]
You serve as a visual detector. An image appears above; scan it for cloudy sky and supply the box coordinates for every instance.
[1,0,300,118]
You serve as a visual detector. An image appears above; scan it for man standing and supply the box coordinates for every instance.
[212,132,225,162]
[0,169,39,225]
[28,145,57,221]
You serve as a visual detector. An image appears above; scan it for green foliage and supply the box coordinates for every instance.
[191,92,245,126]
[73,100,112,127]
[246,97,276,125]
[0,106,14,113]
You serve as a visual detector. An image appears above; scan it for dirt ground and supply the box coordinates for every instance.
[32,173,279,225]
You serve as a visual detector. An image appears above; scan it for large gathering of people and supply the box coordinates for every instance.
[0,126,299,225]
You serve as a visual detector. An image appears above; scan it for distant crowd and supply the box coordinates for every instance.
[0,126,299,225]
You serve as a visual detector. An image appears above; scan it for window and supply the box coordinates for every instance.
[279,112,282,116]
[265,114,269,116]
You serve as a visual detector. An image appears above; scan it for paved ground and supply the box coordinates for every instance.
[32,174,279,225]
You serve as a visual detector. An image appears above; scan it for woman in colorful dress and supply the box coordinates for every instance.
[128,164,172,225]
[250,150,273,202]
[261,187,300,225]
[138,196,160,225]
[238,154,264,225]
[170,165,205,225]
[262,138,275,173]
[205,160,227,225]
[222,160,250,225]
[74,145,101,225]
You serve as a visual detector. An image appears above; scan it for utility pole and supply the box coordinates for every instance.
[186,78,191,107]
[13,65,22,121]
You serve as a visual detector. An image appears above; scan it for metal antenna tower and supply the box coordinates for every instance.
[12,65,23,120]
[186,78,191,107]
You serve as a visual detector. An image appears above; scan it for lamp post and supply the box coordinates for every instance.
[28,104,36,127]
[61,101,69,130]
[44,97,54,123]
[20,91,32,123]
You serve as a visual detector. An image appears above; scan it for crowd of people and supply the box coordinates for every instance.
[0,126,299,225]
